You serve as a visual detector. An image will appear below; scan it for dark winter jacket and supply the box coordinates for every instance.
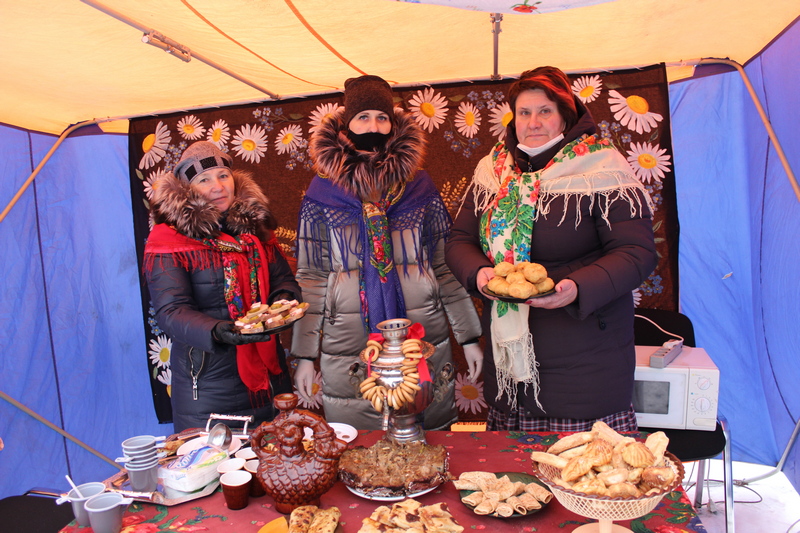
[445,100,657,421]
[145,170,300,432]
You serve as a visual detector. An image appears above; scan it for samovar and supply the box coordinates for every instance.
[354,318,452,444]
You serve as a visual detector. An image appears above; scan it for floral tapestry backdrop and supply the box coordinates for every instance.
[129,64,676,424]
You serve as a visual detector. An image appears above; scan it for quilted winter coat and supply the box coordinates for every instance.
[291,109,481,430]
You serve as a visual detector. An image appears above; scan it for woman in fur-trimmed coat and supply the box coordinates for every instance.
[291,75,482,431]
[144,141,300,433]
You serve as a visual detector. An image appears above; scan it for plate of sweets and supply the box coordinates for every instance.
[234,299,309,335]
[453,471,552,518]
[483,261,555,303]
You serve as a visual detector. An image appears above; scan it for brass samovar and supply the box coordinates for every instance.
[354,318,451,444]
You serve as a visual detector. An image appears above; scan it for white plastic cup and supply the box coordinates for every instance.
[83,492,132,533]
[125,461,160,492]
[60,481,106,527]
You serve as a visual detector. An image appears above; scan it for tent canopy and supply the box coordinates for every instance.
[2,0,799,134]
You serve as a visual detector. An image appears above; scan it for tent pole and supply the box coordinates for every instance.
[697,58,800,203]
[490,13,503,81]
[80,0,279,99]
[0,120,98,225]
[0,389,123,471]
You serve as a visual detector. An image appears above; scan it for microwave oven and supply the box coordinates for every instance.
[632,345,720,431]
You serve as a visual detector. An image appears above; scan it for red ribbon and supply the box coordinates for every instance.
[366,323,431,383]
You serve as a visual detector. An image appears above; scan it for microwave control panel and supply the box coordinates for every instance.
[686,366,720,430]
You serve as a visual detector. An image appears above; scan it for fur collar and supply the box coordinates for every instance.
[150,169,276,240]
[310,107,427,200]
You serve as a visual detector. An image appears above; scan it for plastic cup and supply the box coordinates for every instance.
[64,482,106,527]
[125,461,160,492]
[84,492,132,533]
[121,435,165,454]
[220,470,251,510]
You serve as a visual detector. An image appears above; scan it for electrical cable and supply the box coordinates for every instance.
[633,314,684,343]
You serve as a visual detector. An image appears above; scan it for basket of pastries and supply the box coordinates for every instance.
[530,421,684,521]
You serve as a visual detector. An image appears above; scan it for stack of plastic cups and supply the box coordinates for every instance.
[118,435,165,492]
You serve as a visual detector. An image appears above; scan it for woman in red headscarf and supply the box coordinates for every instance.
[446,67,657,433]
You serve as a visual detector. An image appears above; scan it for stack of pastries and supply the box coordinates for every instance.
[486,261,554,300]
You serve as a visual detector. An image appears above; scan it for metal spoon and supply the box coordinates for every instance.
[207,422,232,453]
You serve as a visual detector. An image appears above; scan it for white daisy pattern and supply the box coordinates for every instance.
[275,124,304,155]
[138,121,171,170]
[295,370,323,409]
[572,75,603,104]
[206,119,230,148]
[408,87,449,133]
[308,102,343,134]
[608,90,663,134]
[148,334,172,369]
[454,373,487,415]
[626,141,672,183]
[176,115,205,140]
[454,101,482,138]
[489,101,512,140]
[143,168,167,201]
[232,124,268,164]
[157,368,172,396]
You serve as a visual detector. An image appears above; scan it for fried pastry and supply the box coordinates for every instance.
[621,442,656,468]
[535,277,555,293]
[505,271,526,285]
[548,431,596,455]
[508,281,536,299]
[493,261,515,276]
[522,263,547,284]
[486,276,510,296]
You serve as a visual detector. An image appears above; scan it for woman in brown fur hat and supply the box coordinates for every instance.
[291,75,482,430]
[143,141,300,432]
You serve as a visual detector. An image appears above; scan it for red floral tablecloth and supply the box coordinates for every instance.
[60,430,707,533]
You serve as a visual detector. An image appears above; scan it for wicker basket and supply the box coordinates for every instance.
[534,451,685,522]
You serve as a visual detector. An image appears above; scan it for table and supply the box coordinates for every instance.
[59,430,707,532]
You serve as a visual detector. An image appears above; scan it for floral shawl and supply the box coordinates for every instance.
[473,135,652,410]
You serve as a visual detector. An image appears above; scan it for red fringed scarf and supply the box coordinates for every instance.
[144,223,280,393]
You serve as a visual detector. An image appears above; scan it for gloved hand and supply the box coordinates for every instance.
[212,321,271,345]
[293,359,316,403]
[462,342,484,383]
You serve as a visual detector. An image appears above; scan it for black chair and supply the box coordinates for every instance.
[634,308,734,533]
[0,488,75,533]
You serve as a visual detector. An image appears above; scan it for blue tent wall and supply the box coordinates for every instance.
[0,129,165,498]
[1,20,798,498]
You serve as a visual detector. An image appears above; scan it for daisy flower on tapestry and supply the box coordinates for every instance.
[148,334,172,369]
[143,168,167,201]
[607,90,663,134]
[455,373,487,415]
[139,121,171,170]
[408,87,449,133]
[295,370,323,409]
[232,123,268,164]
[206,119,230,148]
[489,101,512,140]
[572,75,603,104]
[157,368,172,396]
[455,101,482,138]
[275,124,304,155]
[626,141,671,183]
[308,102,343,134]
[176,115,205,140]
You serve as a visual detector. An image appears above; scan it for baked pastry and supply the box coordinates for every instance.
[338,439,449,498]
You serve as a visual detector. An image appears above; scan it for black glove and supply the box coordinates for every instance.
[212,321,272,345]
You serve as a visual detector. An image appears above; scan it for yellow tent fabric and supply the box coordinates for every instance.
[1,0,798,135]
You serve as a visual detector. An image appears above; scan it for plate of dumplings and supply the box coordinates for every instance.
[484,261,555,302]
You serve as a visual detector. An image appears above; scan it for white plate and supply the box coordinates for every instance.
[176,434,243,456]
[345,484,437,501]
[302,423,358,443]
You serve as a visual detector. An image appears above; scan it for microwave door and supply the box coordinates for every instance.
[632,368,689,429]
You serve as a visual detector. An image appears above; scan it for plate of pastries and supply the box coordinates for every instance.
[234,299,309,334]
[483,261,555,302]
